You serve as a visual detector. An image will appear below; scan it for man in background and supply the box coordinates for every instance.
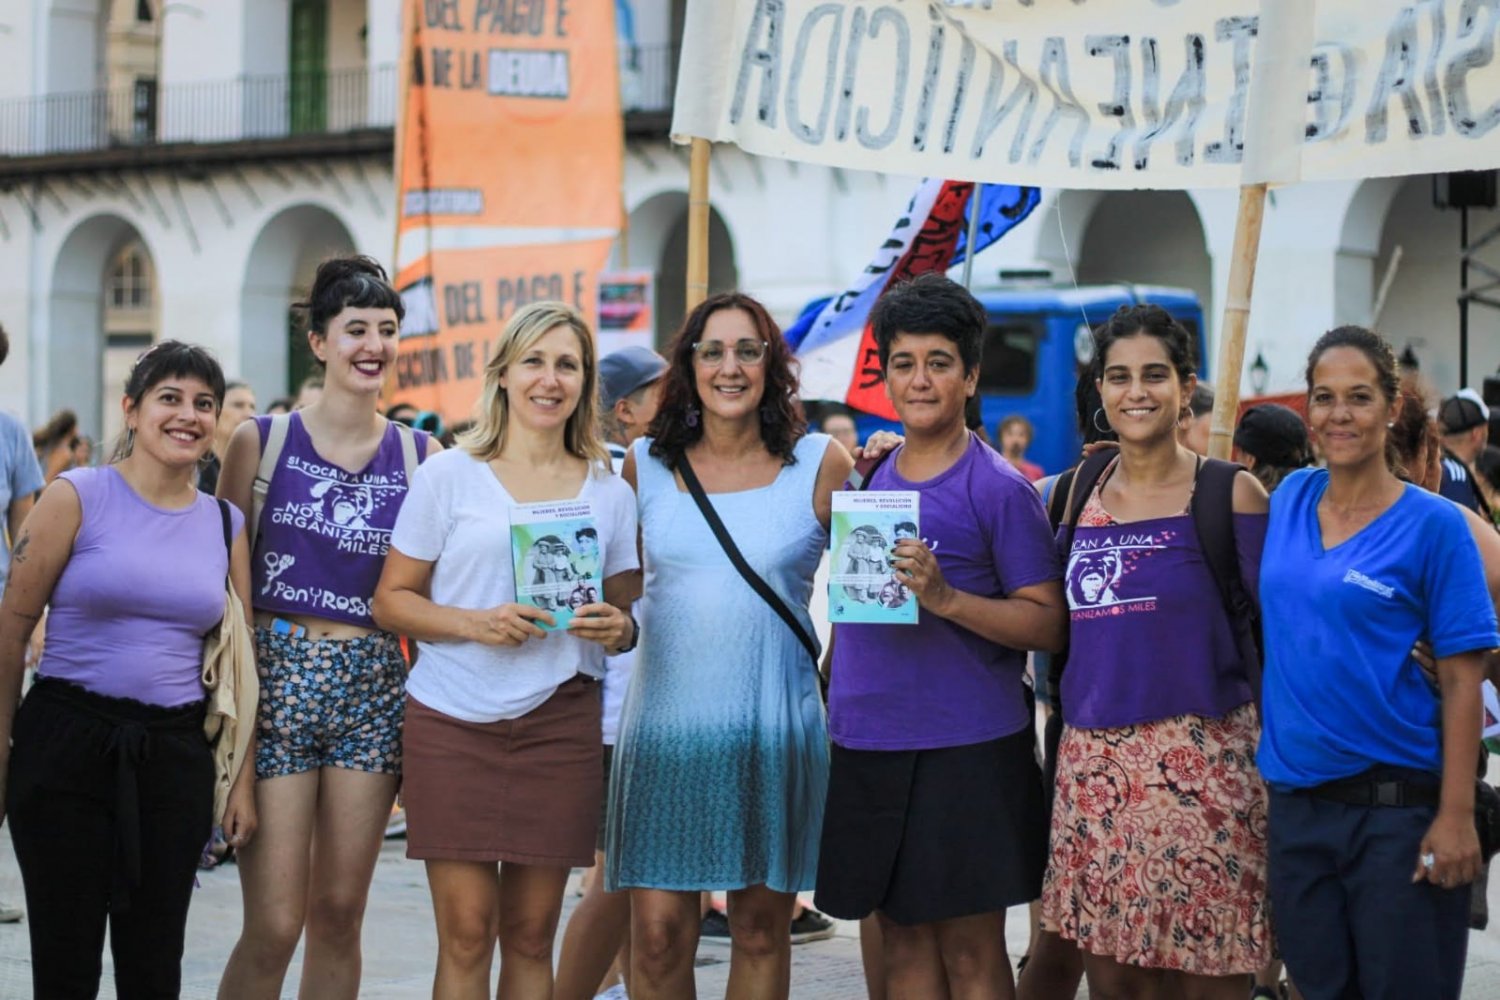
[1180,384,1214,456]
[0,324,44,924]
[1440,388,1494,520]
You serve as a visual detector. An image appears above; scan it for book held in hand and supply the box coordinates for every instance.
[510,500,602,631]
[829,491,920,625]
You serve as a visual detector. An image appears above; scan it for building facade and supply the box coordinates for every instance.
[2,0,1496,445]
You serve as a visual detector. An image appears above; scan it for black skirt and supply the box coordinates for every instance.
[814,725,1048,926]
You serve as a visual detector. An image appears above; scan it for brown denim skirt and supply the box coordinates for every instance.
[402,675,602,866]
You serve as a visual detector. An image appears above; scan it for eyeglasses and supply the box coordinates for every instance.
[693,339,768,367]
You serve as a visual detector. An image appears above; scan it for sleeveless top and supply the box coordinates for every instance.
[1061,460,1261,729]
[605,433,831,893]
[251,413,429,627]
[41,466,242,707]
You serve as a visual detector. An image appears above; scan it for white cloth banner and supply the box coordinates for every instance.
[670,0,1500,189]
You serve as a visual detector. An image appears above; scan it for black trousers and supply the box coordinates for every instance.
[6,677,213,1000]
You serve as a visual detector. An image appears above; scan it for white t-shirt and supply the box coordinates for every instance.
[391,447,639,723]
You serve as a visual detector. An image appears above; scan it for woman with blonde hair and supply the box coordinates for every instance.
[374,301,640,997]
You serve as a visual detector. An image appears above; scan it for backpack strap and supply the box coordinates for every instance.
[1189,458,1264,709]
[249,414,291,550]
[1046,467,1076,531]
[394,422,419,481]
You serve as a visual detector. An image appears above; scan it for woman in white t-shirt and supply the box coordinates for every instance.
[373,302,640,998]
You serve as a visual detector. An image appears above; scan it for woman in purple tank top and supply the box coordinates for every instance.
[216,257,440,1000]
[0,342,254,998]
[1038,306,1272,998]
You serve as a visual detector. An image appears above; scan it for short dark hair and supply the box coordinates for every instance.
[870,273,986,375]
[1090,304,1197,385]
[1188,384,1215,418]
[998,414,1033,439]
[575,527,598,541]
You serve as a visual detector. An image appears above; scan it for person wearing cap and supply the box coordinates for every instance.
[1439,388,1493,520]
[1233,404,1312,494]
[553,345,666,1000]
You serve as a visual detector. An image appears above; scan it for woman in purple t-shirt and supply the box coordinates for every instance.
[0,342,254,997]
[1039,305,1272,997]
[216,257,440,1000]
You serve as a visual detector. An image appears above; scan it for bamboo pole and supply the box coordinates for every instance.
[961,182,983,289]
[1208,183,1269,461]
[686,137,711,312]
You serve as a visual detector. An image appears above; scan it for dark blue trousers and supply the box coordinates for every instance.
[1267,787,1469,1000]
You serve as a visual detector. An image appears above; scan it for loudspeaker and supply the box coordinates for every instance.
[1434,171,1498,210]
[1484,374,1500,410]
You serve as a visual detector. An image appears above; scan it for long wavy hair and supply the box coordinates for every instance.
[458,302,610,468]
[647,293,807,469]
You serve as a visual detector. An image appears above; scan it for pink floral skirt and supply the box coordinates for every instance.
[1040,703,1272,976]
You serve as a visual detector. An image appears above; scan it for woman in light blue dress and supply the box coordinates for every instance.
[607,292,852,999]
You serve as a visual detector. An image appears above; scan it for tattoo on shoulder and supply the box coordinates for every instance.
[11,533,29,565]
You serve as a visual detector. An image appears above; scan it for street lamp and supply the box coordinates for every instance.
[1249,350,1269,395]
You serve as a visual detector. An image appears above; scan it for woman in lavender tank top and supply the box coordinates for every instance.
[216,257,440,1000]
[1038,306,1273,997]
[0,342,253,998]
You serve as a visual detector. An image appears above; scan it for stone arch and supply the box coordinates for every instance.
[1075,191,1213,332]
[46,212,157,439]
[654,199,737,348]
[1370,175,1500,391]
[239,203,357,402]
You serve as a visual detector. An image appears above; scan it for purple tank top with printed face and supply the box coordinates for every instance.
[251,413,428,627]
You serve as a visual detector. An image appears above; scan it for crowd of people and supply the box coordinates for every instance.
[0,255,1497,1000]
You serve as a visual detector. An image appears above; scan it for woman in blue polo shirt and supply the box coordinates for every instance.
[1259,325,1499,1000]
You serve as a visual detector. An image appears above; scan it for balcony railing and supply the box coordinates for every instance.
[0,44,680,161]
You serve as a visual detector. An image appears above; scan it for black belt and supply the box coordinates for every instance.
[1301,769,1441,808]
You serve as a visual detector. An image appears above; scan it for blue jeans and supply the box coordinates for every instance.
[1267,783,1469,1000]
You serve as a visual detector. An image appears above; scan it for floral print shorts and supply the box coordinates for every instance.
[1041,703,1273,976]
[253,628,408,779]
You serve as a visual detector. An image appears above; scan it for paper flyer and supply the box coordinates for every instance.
[829,491,920,625]
[510,500,602,631]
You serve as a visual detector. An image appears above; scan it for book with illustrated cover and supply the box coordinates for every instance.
[510,500,602,631]
[829,491,920,625]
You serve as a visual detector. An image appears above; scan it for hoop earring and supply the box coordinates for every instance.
[685,404,700,429]
[1093,408,1112,434]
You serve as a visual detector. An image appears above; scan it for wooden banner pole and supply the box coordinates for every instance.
[1207,183,1269,461]
[686,137,712,313]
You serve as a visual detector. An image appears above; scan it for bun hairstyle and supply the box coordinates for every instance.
[1303,325,1402,472]
[293,255,404,363]
[33,409,79,453]
[112,340,227,461]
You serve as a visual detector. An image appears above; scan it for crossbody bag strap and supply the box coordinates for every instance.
[250,414,291,550]
[677,455,820,666]
[395,422,419,481]
[217,497,232,569]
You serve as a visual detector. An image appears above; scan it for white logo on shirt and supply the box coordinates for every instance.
[1342,569,1395,599]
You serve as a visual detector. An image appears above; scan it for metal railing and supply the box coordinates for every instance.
[0,44,680,160]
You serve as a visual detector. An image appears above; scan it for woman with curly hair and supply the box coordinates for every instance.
[1039,304,1273,999]
[605,292,851,999]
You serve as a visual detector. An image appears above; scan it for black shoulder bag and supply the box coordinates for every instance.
[676,456,821,669]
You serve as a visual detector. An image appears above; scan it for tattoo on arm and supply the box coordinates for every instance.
[10,533,29,565]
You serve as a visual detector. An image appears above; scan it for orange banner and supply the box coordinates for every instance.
[393,0,622,422]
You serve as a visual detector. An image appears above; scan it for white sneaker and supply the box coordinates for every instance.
[593,985,628,1000]
[385,806,407,839]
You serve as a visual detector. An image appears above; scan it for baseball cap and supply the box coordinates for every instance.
[600,346,668,410]
[1439,387,1491,434]
[1234,404,1310,468]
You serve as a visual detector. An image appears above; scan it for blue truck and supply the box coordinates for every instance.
[810,283,1206,475]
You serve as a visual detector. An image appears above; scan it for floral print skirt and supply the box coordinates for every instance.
[1040,703,1272,976]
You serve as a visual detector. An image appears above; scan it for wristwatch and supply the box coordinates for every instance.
[614,615,641,655]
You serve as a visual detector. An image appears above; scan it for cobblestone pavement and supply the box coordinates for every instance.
[5,826,1500,998]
